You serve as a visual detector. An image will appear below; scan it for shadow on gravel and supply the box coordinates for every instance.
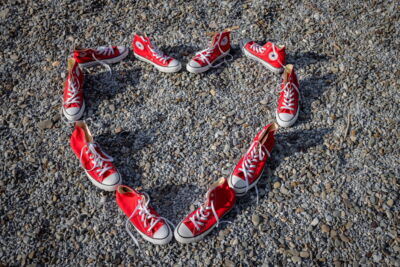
[286,51,330,69]
[96,127,157,188]
[270,127,333,171]
[298,73,336,125]
[161,44,200,63]
[84,67,141,115]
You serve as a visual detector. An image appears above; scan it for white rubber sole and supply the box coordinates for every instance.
[276,108,299,128]
[228,167,265,197]
[134,53,182,73]
[242,46,283,74]
[62,101,85,122]
[129,220,173,245]
[186,50,230,73]
[85,170,122,191]
[78,49,129,68]
[174,206,234,244]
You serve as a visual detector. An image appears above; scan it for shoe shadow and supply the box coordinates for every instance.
[298,73,336,124]
[146,183,202,225]
[269,127,333,171]
[83,67,141,118]
[286,51,330,69]
[95,127,157,188]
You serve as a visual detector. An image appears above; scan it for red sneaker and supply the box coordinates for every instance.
[73,46,128,68]
[174,178,236,243]
[186,30,232,73]
[62,58,85,122]
[116,185,173,245]
[70,121,122,191]
[132,34,181,73]
[228,123,278,196]
[240,40,285,73]
[276,64,300,127]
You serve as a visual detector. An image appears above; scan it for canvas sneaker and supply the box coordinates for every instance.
[228,123,278,196]
[186,29,232,73]
[73,46,129,68]
[276,64,300,127]
[70,121,122,191]
[240,39,286,73]
[116,185,173,246]
[132,34,181,73]
[62,58,85,122]
[174,178,236,243]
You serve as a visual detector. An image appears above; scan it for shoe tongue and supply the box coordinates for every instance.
[263,42,272,48]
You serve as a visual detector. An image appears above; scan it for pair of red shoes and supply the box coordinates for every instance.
[241,39,300,128]
[116,123,278,245]
[132,29,233,74]
[62,47,129,122]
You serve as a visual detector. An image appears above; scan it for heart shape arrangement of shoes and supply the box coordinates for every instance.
[61,27,300,245]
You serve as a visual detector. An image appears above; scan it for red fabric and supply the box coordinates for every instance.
[244,41,286,69]
[63,60,84,109]
[191,31,231,67]
[73,46,122,64]
[231,124,277,184]
[70,123,117,182]
[181,178,236,236]
[132,34,174,67]
[277,66,300,116]
[116,185,165,236]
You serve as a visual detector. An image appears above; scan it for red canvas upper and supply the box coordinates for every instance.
[73,46,124,64]
[132,34,175,67]
[231,123,278,187]
[190,31,231,67]
[63,58,84,110]
[70,121,118,183]
[277,65,300,116]
[179,178,235,236]
[116,185,166,237]
[244,41,286,69]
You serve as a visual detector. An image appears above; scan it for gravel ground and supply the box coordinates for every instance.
[1,0,399,266]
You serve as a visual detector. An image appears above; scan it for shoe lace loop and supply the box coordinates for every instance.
[238,142,270,194]
[64,76,81,105]
[95,46,115,56]
[189,200,220,231]
[125,193,175,247]
[280,82,299,111]
[149,45,170,64]
[250,43,266,53]
[79,143,113,177]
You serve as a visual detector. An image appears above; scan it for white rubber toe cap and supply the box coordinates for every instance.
[65,107,81,116]
[153,224,170,239]
[229,175,246,193]
[168,59,180,68]
[276,112,296,128]
[187,60,201,68]
[102,172,121,186]
[176,223,193,238]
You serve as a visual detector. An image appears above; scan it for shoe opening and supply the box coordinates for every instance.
[75,120,93,143]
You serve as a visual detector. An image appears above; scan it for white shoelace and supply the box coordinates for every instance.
[125,193,174,247]
[149,45,170,64]
[239,142,270,196]
[250,43,266,54]
[189,200,220,231]
[79,143,113,177]
[195,34,231,68]
[64,76,81,105]
[280,82,300,111]
[92,46,114,73]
